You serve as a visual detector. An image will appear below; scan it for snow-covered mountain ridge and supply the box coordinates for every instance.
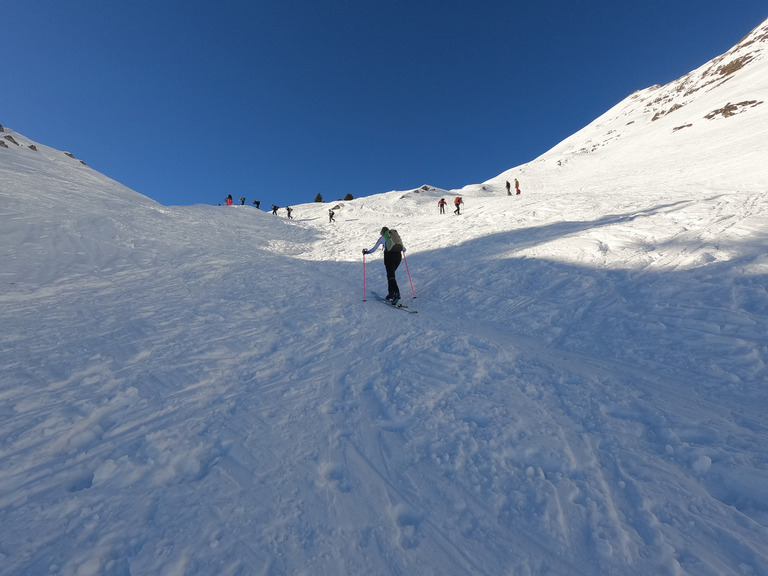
[538,17,767,161]
[1,17,768,576]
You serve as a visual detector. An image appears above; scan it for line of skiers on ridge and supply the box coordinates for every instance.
[222,194,338,222]
[222,178,522,221]
[222,194,298,219]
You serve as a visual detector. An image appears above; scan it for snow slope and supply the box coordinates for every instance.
[2,18,768,576]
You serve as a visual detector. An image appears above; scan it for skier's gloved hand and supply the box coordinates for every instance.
[402,247,407,253]
[363,249,369,255]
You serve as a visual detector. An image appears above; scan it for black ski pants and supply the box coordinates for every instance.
[384,249,402,298]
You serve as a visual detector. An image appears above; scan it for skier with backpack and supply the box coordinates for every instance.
[453,196,463,215]
[363,227,406,304]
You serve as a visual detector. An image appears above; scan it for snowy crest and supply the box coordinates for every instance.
[530,17,768,185]
[640,17,768,125]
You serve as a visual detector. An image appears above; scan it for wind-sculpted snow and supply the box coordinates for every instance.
[2,18,768,576]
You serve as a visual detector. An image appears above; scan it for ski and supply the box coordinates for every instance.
[384,300,418,313]
[370,292,418,313]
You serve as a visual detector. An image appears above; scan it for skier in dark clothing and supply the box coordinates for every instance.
[364,227,406,304]
[272,204,279,215]
[506,181,511,195]
[240,196,246,206]
[329,209,335,223]
[253,200,261,209]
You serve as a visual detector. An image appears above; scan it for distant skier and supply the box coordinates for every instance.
[453,196,463,215]
[515,178,521,195]
[253,200,261,209]
[272,204,279,215]
[329,209,335,223]
[438,198,447,214]
[240,196,246,206]
[286,206,294,220]
[506,181,511,195]
[226,194,233,206]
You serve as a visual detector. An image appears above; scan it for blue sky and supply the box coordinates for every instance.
[2,1,766,208]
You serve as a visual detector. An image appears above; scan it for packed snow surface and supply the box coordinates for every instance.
[2,19,768,576]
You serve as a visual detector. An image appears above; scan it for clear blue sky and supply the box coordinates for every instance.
[2,1,766,207]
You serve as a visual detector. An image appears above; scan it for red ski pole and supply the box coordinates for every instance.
[403,253,416,298]
[362,251,367,301]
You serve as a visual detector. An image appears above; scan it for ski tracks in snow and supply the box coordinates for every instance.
[422,300,768,575]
